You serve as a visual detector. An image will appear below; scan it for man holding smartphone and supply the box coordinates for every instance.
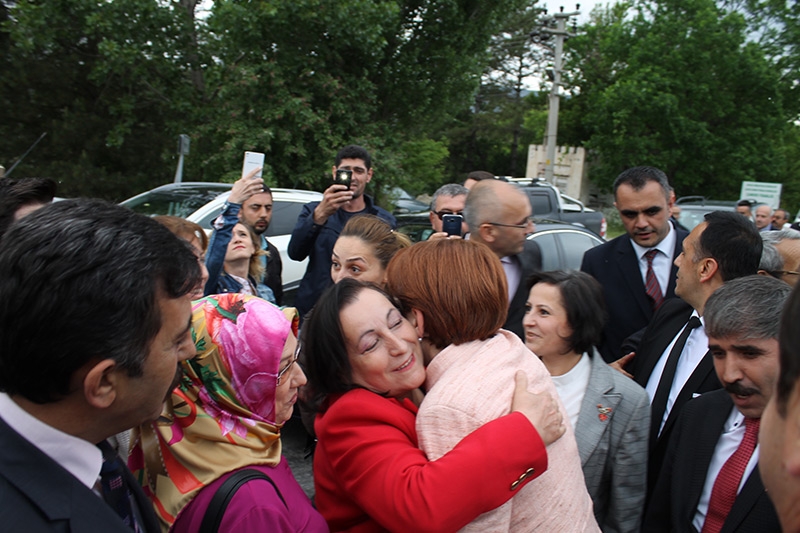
[288,145,396,319]
[428,183,469,239]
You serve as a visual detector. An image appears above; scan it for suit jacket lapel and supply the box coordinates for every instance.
[683,392,731,523]
[575,354,622,466]
[661,351,717,439]
[634,304,692,388]
[665,229,685,296]
[616,237,653,318]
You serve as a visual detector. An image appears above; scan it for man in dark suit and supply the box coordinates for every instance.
[465,179,542,338]
[581,166,689,363]
[627,211,763,498]
[760,274,800,532]
[644,275,787,532]
[0,200,202,532]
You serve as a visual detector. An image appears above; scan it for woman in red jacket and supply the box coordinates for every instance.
[301,279,566,532]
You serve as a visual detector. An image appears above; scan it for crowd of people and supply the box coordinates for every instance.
[1,148,800,533]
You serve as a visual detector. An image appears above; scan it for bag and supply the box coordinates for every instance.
[199,468,288,533]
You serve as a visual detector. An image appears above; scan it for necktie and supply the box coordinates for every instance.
[701,417,760,533]
[97,440,141,532]
[649,316,702,443]
[644,249,664,310]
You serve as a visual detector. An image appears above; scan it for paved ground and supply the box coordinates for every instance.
[282,413,316,499]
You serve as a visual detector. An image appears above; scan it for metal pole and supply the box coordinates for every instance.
[542,8,578,184]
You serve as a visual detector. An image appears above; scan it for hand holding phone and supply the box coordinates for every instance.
[442,214,463,237]
[242,151,265,180]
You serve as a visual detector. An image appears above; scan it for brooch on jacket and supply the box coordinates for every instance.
[597,404,613,422]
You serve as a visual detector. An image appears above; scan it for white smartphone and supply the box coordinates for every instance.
[242,151,265,179]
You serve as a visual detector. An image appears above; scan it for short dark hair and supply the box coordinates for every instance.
[705,275,790,341]
[301,279,396,411]
[737,199,753,208]
[0,177,57,236]
[0,199,201,403]
[697,211,762,281]
[465,170,495,184]
[335,145,372,170]
[612,166,670,201]
[777,285,800,415]
[525,271,607,355]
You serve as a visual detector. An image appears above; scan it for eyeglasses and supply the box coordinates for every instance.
[487,216,535,229]
[337,165,368,176]
[432,210,463,220]
[276,344,301,385]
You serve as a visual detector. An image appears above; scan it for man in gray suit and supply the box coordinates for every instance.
[644,276,786,532]
[0,200,201,532]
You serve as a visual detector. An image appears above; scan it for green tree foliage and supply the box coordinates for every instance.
[444,2,546,179]
[562,0,788,198]
[1,0,520,201]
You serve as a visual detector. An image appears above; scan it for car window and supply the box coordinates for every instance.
[559,232,601,270]
[526,192,553,216]
[530,232,561,270]
[265,201,305,237]
[124,191,221,219]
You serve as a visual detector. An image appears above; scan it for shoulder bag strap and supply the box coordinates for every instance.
[199,468,288,533]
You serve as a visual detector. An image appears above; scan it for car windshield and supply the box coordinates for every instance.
[122,186,230,219]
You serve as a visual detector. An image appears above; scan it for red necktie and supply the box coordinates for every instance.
[701,417,760,533]
[644,249,664,310]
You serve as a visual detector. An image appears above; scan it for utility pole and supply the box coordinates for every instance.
[537,6,579,184]
[174,134,191,183]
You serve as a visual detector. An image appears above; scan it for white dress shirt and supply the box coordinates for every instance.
[630,221,677,298]
[0,392,102,489]
[692,407,759,530]
[501,255,522,304]
[645,311,709,435]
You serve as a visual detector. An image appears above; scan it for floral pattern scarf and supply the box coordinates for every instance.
[129,293,299,530]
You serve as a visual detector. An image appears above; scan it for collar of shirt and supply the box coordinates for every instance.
[0,392,102,489]
[500,255,522,303]
[630,221,677,295]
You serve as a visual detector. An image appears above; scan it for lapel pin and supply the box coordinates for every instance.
[597,404,612,422]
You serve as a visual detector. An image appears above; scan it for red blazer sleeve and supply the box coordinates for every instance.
[315,390,547,532]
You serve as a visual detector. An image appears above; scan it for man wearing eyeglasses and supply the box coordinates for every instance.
[428,183,469,238]
[464,179,541,339]
[762,229,800,287]
[288,145,396,319]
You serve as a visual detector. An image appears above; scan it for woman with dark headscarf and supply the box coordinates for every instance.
[130,293,327,532]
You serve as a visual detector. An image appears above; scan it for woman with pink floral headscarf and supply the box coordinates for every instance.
[130,293,327,532]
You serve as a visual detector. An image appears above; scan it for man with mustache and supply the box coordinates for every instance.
[643,275,786,532]
[581,166,689,363]
[0,200,201,532]
[626,211,763,500]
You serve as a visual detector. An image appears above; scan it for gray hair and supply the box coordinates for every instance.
[759,240,784,272]
[762,229,800,244]
[705,275,791,340]
[430,183,469,212]
[756,204,774,216]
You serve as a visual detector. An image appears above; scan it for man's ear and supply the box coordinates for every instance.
[83,359,118,409]
[698,257,719,283]
[478,223,496,243]
[365,168,373,184]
